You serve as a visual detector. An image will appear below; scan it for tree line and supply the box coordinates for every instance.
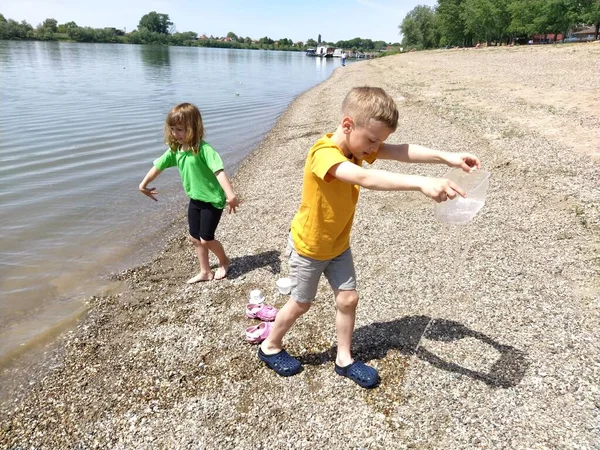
[400,0,600,49]
[0,11,397,53]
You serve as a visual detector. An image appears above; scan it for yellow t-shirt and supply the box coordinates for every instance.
[291,134,377,260]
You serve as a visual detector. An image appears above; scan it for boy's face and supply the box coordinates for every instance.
[343,118,393,159]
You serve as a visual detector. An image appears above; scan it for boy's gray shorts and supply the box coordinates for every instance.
[286,234,357,303]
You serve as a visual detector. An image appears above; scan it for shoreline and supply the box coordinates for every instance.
[1,45,599,449]
[0,47,336,373]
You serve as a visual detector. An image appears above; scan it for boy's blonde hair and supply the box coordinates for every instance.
[164,103,204,153]
[341,87,398,131]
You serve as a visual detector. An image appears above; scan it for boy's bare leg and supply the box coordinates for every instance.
[187,237,214,283]
[334,289,358,367]
[204,239,230,280]
[260,299,311,355]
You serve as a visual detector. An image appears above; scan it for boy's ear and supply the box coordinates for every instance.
[341,116,354,134]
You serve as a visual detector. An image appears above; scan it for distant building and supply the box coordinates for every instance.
[567,25,598,41]
[531,33,563,44]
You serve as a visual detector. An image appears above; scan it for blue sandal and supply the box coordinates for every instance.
[258,348,302,377]
[335,361,380,388]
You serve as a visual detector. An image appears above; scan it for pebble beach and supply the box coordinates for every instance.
[1,43,599,449]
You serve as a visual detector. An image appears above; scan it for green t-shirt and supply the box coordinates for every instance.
[153,141,226,209]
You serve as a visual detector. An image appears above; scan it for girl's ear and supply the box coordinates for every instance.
[341,116,354,134]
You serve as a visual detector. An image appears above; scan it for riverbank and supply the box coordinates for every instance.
[1,44,599,449]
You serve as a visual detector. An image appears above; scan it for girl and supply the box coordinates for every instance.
[139,103,240,283]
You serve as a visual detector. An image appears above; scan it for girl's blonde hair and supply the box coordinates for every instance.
[164,103,204,153]
[341,87,398,131]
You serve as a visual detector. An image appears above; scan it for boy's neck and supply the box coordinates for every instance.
[331,126,351,158]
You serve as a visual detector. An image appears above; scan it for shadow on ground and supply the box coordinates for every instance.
[228,250,281,279]
[300,315,529,388]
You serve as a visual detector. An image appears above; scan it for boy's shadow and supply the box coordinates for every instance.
[300,315,529,388]
[228,250,281,279]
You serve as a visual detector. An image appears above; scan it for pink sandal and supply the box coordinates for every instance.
[246,303,278,321]
[246,322,273,344]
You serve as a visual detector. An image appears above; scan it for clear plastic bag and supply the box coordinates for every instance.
[434,168,491,225]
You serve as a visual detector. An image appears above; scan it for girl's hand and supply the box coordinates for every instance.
[226,196,240,213]
[420,177,466,203]
[445,152,481,172]
[139,185,158,202]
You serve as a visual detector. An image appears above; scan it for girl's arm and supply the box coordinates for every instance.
[329,161,466,203]
[139,166,162,202]
[215,170,240,213]
[378,143,480,172]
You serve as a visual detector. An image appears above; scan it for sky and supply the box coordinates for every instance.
[1,0,438,44]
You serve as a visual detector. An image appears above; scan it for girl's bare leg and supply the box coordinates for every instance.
[204,239,229,279]
[187,237,213,283]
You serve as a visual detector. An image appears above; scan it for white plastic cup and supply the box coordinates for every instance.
[249,289,265,304]
[434,168,491,225]
[276,278,291,295]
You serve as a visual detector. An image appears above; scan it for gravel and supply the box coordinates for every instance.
[1,43,599,450]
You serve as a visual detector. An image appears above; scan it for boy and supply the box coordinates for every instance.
[258,87,481,388]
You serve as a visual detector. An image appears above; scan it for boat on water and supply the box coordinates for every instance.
[306,46,335,57]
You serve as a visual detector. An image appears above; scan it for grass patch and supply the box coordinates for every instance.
[574,205,589,228]
[500,127,525,139]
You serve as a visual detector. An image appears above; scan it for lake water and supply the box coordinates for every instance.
[0,41,339,364]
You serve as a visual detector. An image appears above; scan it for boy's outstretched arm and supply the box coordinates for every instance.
[378,143,480,172]
[215,170,240,213]
[139,166,162,201]
[330,162,466,203]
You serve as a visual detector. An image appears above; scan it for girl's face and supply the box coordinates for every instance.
[170,124,187,145]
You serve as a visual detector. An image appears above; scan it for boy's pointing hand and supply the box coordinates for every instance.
[421,178,466,203]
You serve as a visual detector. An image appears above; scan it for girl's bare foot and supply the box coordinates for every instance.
[214,258,230,280]
[186,272,214,284]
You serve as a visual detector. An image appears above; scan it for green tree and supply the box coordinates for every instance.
[461,0,511,45]
[226,31,238,41]
[258,36,274,44]
[306,38,317,47]
[36,17,58,40]
[507,0,581,40]
[437,0,471,46]
[373,40,388,50]
[0,14,7,39]
[1,19,34,39]
[540,0,579,39]
[42,18,58,32]
[318,33,321,43]
[399,5,438,49]
[57,21,78,33]
[507,0,543,36]
[580,0,600,38]
[138,11,173,34]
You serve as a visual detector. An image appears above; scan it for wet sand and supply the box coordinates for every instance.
[1,44,599,449]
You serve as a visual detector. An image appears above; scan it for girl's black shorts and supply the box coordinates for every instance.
[188,199,223,241]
